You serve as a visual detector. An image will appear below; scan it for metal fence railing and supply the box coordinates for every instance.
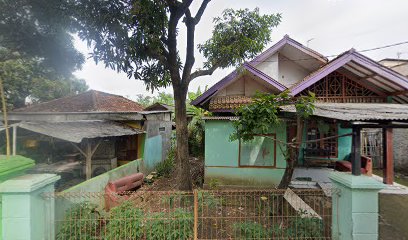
[44,189,335,240]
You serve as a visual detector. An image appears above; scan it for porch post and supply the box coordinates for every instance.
[382,128,394,184]
[351,127,361,176]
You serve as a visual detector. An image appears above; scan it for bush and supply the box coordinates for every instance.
[146,208,193,240]
[104,201,144,240]
[156,140,175,177]
[233,221,274,239]
[57,202,102,240]
[286,217,324,238]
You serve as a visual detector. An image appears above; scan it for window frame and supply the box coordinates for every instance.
[306,121,338,158]
[238,133,277,168]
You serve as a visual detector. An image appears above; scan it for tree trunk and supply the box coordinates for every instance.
[174,85,193,190]
[278,117,304,189]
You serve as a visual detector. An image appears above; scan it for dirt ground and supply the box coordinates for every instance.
[379,194,408,240]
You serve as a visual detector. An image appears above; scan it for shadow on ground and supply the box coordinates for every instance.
[379,194,408,240]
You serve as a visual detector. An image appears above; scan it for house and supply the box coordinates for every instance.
[1,90,172,187]
[192,35,408,187]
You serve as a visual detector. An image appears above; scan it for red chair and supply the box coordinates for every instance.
[335,156,372,176]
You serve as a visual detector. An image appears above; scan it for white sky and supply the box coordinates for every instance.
[73,0,408,100]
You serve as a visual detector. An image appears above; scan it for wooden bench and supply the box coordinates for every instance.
[303,147,334,167]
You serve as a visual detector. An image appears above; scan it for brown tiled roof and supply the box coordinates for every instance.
[14,90,144,113]
[209,96,252,110]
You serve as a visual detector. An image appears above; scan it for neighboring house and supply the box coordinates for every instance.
[192,35,408,187]
[0,90,172,188]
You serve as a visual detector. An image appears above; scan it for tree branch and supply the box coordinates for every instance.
[190,62,220,81]
[181,9,195,84]
[194,0,211,24]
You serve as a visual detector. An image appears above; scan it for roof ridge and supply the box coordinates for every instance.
[250,35,328,65]
[13,90,92,112]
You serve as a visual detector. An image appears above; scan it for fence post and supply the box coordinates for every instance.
[0,174,60,240]
[193,189,198,240]
[330,172,384,240]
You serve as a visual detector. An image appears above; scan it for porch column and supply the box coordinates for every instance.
[382,128,394,184]
[351,127,361,176]
[330,172,384,240]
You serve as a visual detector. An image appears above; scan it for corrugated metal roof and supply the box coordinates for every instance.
[281,103,408,121]
[18,120,144,143]
[202,116,240,121]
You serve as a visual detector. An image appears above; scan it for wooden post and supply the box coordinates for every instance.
[86,140,92,180]
[71,139,101,180]
[193,190,198,240]
[351,127,361,176]
[382,128,394,184]
[0,78,10,157]
[12,125,17,156]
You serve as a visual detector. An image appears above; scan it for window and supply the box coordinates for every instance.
[239,134,276,167]
[306,121,337,158]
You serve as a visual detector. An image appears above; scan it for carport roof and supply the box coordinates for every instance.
[18,120,144,143]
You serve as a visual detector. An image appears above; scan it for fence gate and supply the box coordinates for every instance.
[361,129,383,168]
[46,189,334,239]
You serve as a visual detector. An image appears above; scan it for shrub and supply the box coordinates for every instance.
[146,208,193,240]
[57,202,102,240]
[156,140,175,177]
[104,201,144,240]
[286,217,324,238]
[233,221,274,239]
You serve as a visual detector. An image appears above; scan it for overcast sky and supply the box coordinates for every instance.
[73,0,408,100]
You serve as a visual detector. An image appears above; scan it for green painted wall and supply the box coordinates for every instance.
[338,124,352,160]
[205,121,239,167]
[204,120,287,187]
[63,159,143,193]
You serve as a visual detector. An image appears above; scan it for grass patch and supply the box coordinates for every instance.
[373,169,408,186]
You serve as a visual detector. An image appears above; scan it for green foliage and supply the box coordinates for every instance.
[233,217,324,239]
[198,8,281,69]
[187,87,209,156]
[285,217,324,238]
[156,139,175,177]
[0,48,88,109]
[233,221,277,239]
[0,0,84,75]
[197,191,222,211]
[231,90,315,142]
[57,202,101,240]
[208,178,220,190]
[146,208,193,240]
[104,201,144,240]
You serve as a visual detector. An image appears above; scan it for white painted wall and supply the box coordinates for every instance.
[278,55,310,88]
[255,53,279,80]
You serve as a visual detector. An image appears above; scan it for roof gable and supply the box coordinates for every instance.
[250,35,328,65]
[14,90,144,113]
[290,50,408,103]
[191,63,286,107]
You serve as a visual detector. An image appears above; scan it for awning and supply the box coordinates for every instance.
[18,120,144,143]
[281,103,408,122]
